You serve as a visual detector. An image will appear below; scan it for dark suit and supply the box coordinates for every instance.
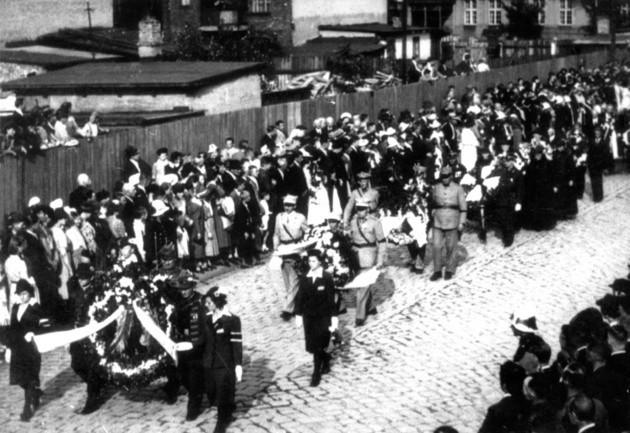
[121,159,151,182]
[478,395,530,433]
[203,312,243,424]
[285,162,309,216]
[232,202,258,265]
[491,166,524,247]
[586,365,630,431]
[22,230,60,318]
[295,271,336,353]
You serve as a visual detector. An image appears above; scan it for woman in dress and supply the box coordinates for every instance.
[294,249,338,387]
[202,188,220,268]
[4,235,39,311]
[8,279,48,422]
[460,114,482,172]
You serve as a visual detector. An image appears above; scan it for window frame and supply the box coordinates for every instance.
[488,0,502,26]
[464,0,478,26]
[250,0,271,14]
[559,0,573,26]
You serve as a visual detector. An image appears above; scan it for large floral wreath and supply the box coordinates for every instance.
[74,265,179,389]
[300,225,355,288]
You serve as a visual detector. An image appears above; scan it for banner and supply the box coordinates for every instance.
[33,306,125,353]
[344,267,380,289]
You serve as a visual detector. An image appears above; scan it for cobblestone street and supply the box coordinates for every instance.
[1,173,630,433]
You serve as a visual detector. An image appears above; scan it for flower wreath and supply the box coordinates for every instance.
[300,225,354,288]
[77,267,178,389]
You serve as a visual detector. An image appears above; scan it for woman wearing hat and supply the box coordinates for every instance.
[202,287,242,432]
[8,279,49,421]
[295,250,337,387]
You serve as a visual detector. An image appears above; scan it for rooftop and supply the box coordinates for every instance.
[2,61,265,94]
[292,37,386,57]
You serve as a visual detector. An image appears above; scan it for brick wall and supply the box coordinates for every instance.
[246,0,293,49]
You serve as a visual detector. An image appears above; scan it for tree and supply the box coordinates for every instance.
[580,0,624,59]
[501,0,543,40]
[173,22,208,61]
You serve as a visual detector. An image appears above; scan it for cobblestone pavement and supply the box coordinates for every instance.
[2,173,630,433]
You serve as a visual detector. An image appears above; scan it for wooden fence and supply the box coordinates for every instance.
[0,50,612,218]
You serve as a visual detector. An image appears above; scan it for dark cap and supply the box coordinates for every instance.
[440,166,453,178]
[169,269,197,291]
[16,279,35,296]
[610,279,630,295]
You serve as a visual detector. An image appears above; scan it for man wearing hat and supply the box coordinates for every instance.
[202,287,243,433]
[492,155,524,247]
[343,171,379,228]
[430,166,467,281]
[273,194,309,321]
[349,197,386,326]
[165,269,206,420]
[121,146,151,183]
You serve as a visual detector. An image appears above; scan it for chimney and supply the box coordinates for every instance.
[138,15,164,58]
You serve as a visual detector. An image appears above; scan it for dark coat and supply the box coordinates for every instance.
[295,271,336,353]
[121,159,151,182]
[522,156,556,230]
[478,395,530,433]
[202,313,243,370]
[587,139,609,174]
[9,302,46,387]
[552,149,578,218]
[585,365,630,431]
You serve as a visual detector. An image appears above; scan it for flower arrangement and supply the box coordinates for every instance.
[301,225,355,288]
[77,267,177,389]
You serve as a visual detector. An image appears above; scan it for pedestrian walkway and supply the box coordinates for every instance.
[1,173,629,433]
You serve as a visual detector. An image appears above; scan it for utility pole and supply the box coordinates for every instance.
[402,0,408,84]
[85,1,95,59]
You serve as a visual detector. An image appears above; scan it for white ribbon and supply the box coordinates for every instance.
[132,301,179,365]
[33,306,125,353]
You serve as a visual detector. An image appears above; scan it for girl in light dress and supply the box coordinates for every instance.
[202,191,220,268]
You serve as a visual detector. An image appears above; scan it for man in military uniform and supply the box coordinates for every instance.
[349,198,386,326]
[166,270,206,421]
[273,194,309,321]
[203,287,243,433]
[430,166,467,281]
[343,171,380,228]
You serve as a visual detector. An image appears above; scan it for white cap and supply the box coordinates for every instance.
[340,112,352,120]
[77,173,90,186]
[49,198,63,210]
[28,196,41,207]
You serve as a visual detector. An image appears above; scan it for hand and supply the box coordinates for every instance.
[244,233,250,240]
[329,316,338,332]
[295,315,303,328]
[569,180,574,186]
[553,187,558,193]
[24,332,34,343]
[235,365,243,383]
[515,203,522,212]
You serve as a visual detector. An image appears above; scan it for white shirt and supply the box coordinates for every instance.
[17,298,37,322]
[306,268,323,282]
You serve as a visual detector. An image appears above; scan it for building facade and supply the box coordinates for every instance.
[447,0,591,40]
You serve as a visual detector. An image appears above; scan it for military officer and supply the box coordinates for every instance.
[343,171,380,228]
[430,166,467,281]
[273,194,309,321]
[349,198,386,326]
[203,287,243,433]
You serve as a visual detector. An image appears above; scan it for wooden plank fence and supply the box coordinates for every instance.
[0,50,612,218]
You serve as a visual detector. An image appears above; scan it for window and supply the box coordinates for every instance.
[464,0,478,25]
[250,0,271,13]
[536,0,546,24]
[560,0,573,26]
[489,0,501,25]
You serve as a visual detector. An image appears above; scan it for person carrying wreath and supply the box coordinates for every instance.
[295,249,338,387]
[8,279,50,422]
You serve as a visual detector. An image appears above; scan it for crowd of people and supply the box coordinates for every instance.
[478,266,630,433]
[1,57,630,430]
[409,52,491,82]
[0,98,109,159]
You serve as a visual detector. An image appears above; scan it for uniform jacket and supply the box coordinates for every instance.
[431,182,467,230]
[349,214,386,268]
[203,312,243,370]
[273,211,308,248]
[343,187,380,226]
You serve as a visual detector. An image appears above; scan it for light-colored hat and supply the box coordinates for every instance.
[283,194,297,205]
[77,173,90,186]
[385,127,397,136]
[340,112,352,120]
[326,212,342,222]
[357,138,369,147]
[357,171,371,180]
[496,111,507,120]
[28,196,41,207]
[49,198,63,210]
[510,305,538,333]
[208,143,218,153]
[151,200,168,217]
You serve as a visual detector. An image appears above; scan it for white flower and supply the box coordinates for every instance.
[118,277,134,290]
